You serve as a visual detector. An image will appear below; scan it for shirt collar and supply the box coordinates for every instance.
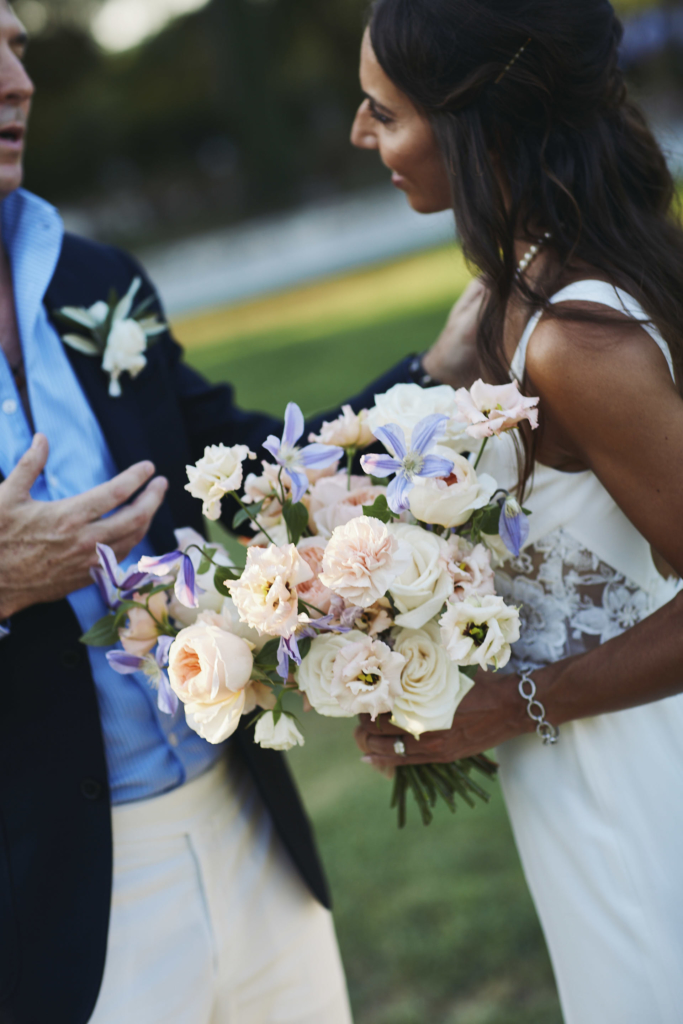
[1,188,64,344]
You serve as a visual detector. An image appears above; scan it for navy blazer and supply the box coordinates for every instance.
[0,232,415,1024]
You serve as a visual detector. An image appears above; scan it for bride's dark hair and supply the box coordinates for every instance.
[368,0,683,488]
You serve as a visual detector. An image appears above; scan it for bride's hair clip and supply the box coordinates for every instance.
[494,36,532,85]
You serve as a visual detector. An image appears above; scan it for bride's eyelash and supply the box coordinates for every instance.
[368,101,393,125]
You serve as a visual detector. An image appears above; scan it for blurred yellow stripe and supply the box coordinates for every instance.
[171,244,472,350]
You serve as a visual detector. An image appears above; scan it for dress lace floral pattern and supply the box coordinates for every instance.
[495,528,656,670]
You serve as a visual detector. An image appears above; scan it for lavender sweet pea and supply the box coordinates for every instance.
[263,402,344,504]
[107,634,178,714]
[137,551,203,609]
[361,414,454,513]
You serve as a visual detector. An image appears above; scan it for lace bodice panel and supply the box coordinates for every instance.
[495,528,659,672]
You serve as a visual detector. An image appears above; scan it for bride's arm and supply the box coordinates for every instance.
[356,311,683,765]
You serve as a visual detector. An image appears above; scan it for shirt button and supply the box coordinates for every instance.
[168,732,179,748]
[2,399,17,415]
[48,474,59,489]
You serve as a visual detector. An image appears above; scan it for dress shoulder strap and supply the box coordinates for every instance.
[510,279,675,382]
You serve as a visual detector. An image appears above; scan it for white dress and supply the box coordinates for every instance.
[478,281,683,1024]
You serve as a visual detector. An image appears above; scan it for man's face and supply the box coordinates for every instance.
[0,2,32,201]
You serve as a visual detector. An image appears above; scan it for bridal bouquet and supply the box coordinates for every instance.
[83,379,538,826]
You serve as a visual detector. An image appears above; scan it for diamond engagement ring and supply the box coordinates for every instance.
[393,739,407,757]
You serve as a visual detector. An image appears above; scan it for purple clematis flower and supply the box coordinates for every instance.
[263,402,344,504]
[276,613,354,679]
[93,543,152,606]
[107,635,178,714]
[499,496,530,557]
[361,414,454,513]
[137,551,203,609]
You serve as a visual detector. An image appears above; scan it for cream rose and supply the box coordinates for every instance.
[387,523,454,629]
[167,613,256,743]
[225,543,313,637]
[119,590,170,657]
[309,405,374,449]
[296,632,356,717]
[308,472,387,539]
[319,515,410,608]
[254,712,305,751]
[445,536,496,601]
[366,382,471,453]
[391,621,475,737]
[409,453,497,528]
[439,595,521,671]
[185,444,254,521]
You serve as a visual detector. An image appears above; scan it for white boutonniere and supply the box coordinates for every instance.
[56,277,167,397]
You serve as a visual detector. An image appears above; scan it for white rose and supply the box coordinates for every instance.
[439,595,521,671]
[185,444,253,521]
[409,453,497,528]
[102,318,147,395]
[391,620,474,737]
[296,632,355,717]
[255,712,305,751]
[387,523,454,629]
[367,383,472,453]
[168,613,255,743]
[309,405,374,449]
[309,472,387,539]
[226,543,313,637]
[329,632,405,720]
[319,515,410,608]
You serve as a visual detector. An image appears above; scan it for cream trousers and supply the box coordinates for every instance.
[89,754,353,1024]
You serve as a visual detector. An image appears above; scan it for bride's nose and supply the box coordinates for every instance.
[350,100,379,150]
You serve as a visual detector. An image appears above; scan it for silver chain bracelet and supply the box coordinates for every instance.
[518,669,560,746]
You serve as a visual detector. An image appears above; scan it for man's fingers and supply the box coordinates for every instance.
[4,434,49,498]
[94,476,168,548]
[77,461,157,521]
[357,713,406,735]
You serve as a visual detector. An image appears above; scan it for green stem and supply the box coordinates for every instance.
[473,436,489,471]
[231,492,278,546]
[346,447,356,491]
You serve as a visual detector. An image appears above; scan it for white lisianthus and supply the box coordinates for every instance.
[102,319,148,397]
[387,523,454,629]
[225,543,313,637]
[391,621,475,737]
[185,444,255,521]
[366,382,472,453]
[439,595,521,671]
[445,535,496,601]
[325,631,404,720]
[167,613,256,744]
[319,515,411,608]
[255,712,305,751]
[409,453,497,528]
[309,405,374,450]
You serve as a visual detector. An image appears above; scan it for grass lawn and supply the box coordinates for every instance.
[179,247,563,1024]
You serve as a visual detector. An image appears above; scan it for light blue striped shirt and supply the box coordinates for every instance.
[0,189,224,803]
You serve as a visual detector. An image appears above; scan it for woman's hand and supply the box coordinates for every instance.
[421,277,488,387]
[354,670,531,770]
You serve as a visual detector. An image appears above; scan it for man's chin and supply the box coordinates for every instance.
[0,164,23,203]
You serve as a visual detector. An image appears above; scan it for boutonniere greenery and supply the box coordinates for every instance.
[55,277,167,397]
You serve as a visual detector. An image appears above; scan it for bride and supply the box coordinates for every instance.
[352,2,683,1022]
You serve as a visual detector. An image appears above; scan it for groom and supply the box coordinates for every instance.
[0,5,470,1024]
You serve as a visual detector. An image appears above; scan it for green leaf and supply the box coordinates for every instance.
[214,565,242,593]
[362,493,399,523]
[369,474,390,486]
[198,546,217,575]
[298,637,312,661]
[459,664,479,680]
[282,500,309,546]
[255,638,280,670]
[233,500,264,531]
[80,614,120,647]
[479,503,503,535]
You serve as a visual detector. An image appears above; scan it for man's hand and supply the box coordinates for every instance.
[0,434,168,618]
[421,277,488,387]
